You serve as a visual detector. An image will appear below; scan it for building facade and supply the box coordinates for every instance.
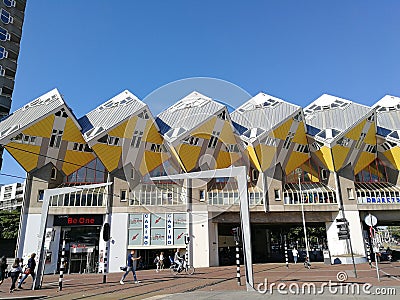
[0,0,26,168]
[0,181,24,210]
[0,88,399,274]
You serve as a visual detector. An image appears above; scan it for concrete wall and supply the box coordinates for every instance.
[108,213,129,273]
[326,210,366,262]
[191,211,209,267]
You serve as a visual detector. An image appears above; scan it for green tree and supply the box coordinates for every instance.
[0,209,20,239]
[388,226,400,239]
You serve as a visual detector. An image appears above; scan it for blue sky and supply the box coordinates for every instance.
[1,0,400,184]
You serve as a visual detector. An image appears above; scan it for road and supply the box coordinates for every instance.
[0,262,399,299]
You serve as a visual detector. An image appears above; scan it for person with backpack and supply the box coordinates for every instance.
[9,258,22,293]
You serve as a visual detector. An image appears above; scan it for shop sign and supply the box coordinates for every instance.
[143,213,150,245]
[128,212,186,246]
[53,214,103,226]
[360,197,400,204]
[166,213,173,245]
[129,214,143,228]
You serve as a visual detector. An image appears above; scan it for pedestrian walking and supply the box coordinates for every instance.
[9,258,22,293]
[0,256,7,285]
[154,254,160,272]
[120,250,141,284]
[292,248,298,264]
[18,253,36,289]
[159,252,165,270]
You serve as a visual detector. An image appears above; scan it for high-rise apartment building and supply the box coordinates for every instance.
[0,0,26,168]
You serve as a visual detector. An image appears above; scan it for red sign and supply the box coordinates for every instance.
[68,217,96,225]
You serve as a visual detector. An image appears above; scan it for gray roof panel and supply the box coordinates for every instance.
[156,91,225,138]
[0,88,66,141]
[304,94,371,131]
[230,92,300,132]
[373,95,400,130]
[79,90,146,142]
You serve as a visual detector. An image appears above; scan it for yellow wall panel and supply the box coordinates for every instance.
[255,144,276,171]
[246,146,262,171]
[272,118,293,140]
[216,151,233,169]
[22,115,54,138]
[109,120,128,138]
[144,121,163,144]
[318,146,335,171]
[62,151,96,175]
[285,152,309,175]
[384,147,400,170]
[292,121,308,144]
[168,145,187,172]
[353,151,376,175]
[92,144,121,171]
[140,151,167,175]
[364,123,376,145]
[123,116,138,138]
[219,121,236,144]
[345,120,365,141]
[177,144,202,171]
[5,143,40,172]
[191,117,217,139]
[62,118,86,143]
[332,144,350,171]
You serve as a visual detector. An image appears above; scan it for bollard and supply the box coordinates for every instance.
[236,240,241,286]
[58,235,66,291]
[284,235,289,269]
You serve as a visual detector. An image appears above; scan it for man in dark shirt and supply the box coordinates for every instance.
[18,253,36,290]
[120,250,141,284]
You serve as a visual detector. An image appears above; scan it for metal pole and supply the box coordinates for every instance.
[186,178,193,268]
[298,173,310,263]
[103,174,112,284]
[284,235,289,269]
[236,239,241,286]
[58,230,66,291]
[370,226,380,281]
[334,171,357,278]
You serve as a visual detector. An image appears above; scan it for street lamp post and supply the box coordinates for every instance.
[297,168,310,264]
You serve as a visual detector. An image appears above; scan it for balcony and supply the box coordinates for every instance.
[49,185,107,207]
[356,182,400,205]
[129,184,183,206]
[283,183,337,205]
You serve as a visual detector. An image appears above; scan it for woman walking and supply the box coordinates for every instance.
[9,258,22,293]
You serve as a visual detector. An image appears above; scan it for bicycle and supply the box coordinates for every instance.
[303,256,311,269]
[170,258,195,275]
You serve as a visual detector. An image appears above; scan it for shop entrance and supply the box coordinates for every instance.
[59,226,101,274]
[135,249,177,270]
[218,223,327,265]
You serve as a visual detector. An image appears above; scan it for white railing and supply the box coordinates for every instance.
[49,187,106,207]
[129,184,183,206]
[207,190,263,206]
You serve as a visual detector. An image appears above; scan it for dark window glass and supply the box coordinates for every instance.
[3,0,15,8]
[0,46,6,59]
[0,26,9,41]
[77,166,86,182]
[38,190,44,201]
[0,9,12,24]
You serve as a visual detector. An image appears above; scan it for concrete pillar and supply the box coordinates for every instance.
[326,211,366,264]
